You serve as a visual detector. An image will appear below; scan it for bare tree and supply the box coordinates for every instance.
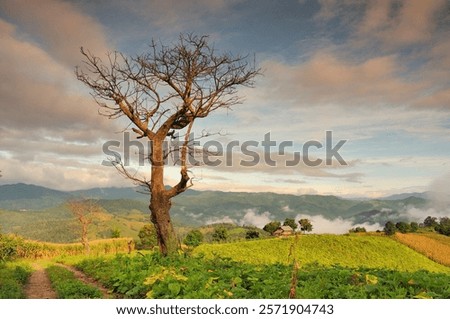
[67,199,98,254]
[76,34,259,255]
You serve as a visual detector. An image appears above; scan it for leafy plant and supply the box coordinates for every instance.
[46,265,102,299]
[0,263,32,298]
[212,226,228,242]
[137,224,158,250]
[183,230,203,247]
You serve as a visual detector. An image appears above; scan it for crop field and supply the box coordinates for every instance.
[417,232,450,246]
[0,262,32,298]
[0,234,133,261]
[2,234,449,299]
[394,233,450,267]
[193,234,450,273]
[72,253,450,299]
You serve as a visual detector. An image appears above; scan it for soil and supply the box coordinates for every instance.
[25,264,57,299]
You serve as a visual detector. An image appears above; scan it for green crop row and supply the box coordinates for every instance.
[193,235,450,273]
[46,265,102,299]
[0,263,32,298]
[73,253,450,299]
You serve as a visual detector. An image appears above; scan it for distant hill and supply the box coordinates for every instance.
[0,183,70,210]
[0,183,146,210]
[381,192,428,200]
[0,183,435,242]
[70,186,149,201]
[0,183,68,201]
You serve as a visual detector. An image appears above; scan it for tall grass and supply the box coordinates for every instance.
[0,234,134,261]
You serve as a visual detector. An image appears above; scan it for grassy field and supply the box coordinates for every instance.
[0,261,32,298]
[193,234,450,273]
[2,233,450,299]
[394,232,450,267]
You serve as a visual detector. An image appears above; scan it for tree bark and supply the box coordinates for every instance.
[149,138,178,255]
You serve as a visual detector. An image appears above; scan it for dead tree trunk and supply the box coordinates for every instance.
[149,137,179,255]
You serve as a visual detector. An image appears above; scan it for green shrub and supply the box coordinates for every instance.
[137,224,158,249]
[212,227,228,242]
[0,264,32,298]
[183,230,203,247]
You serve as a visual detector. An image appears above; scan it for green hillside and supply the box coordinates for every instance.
[0,199,150,242]
[193,234,450,273]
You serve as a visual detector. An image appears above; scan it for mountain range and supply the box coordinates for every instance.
[0,183,433,242]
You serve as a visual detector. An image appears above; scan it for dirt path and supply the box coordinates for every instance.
[57,263,113,298]
[25,264,57,299]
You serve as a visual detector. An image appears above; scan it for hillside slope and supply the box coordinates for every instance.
[0,183,433,242]
[193,234,450,273]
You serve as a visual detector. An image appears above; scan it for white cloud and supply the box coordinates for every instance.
[239,209,272,228]
[204,209,272,228]
[295,214,382,234]
[0,157,127,191]
[0,0,111,67]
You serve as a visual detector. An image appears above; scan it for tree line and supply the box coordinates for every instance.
[383,216,450,236]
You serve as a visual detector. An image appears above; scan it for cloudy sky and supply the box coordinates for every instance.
[0,0,449,198]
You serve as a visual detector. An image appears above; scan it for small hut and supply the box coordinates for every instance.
[273,225,294,237]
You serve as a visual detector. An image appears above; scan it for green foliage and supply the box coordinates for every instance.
[245,229,260,239]
[349,227,367,233]
[0,263,32,298]
[436,217,450,236]
[46,265,102,299]
[183,230,203,247]
[212,226,228,242]
[263,221,281,234]
[111,228,121,238]
[424,216,439,228]
[384,221,397,235]
[299,219,313,233]
[283,218,298,231]
[395,222,411,234]
[296,264,450,299]
[74,253,450,299]
[410,222,419,233]
[138,224,158,249]
[0,234,20,262]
